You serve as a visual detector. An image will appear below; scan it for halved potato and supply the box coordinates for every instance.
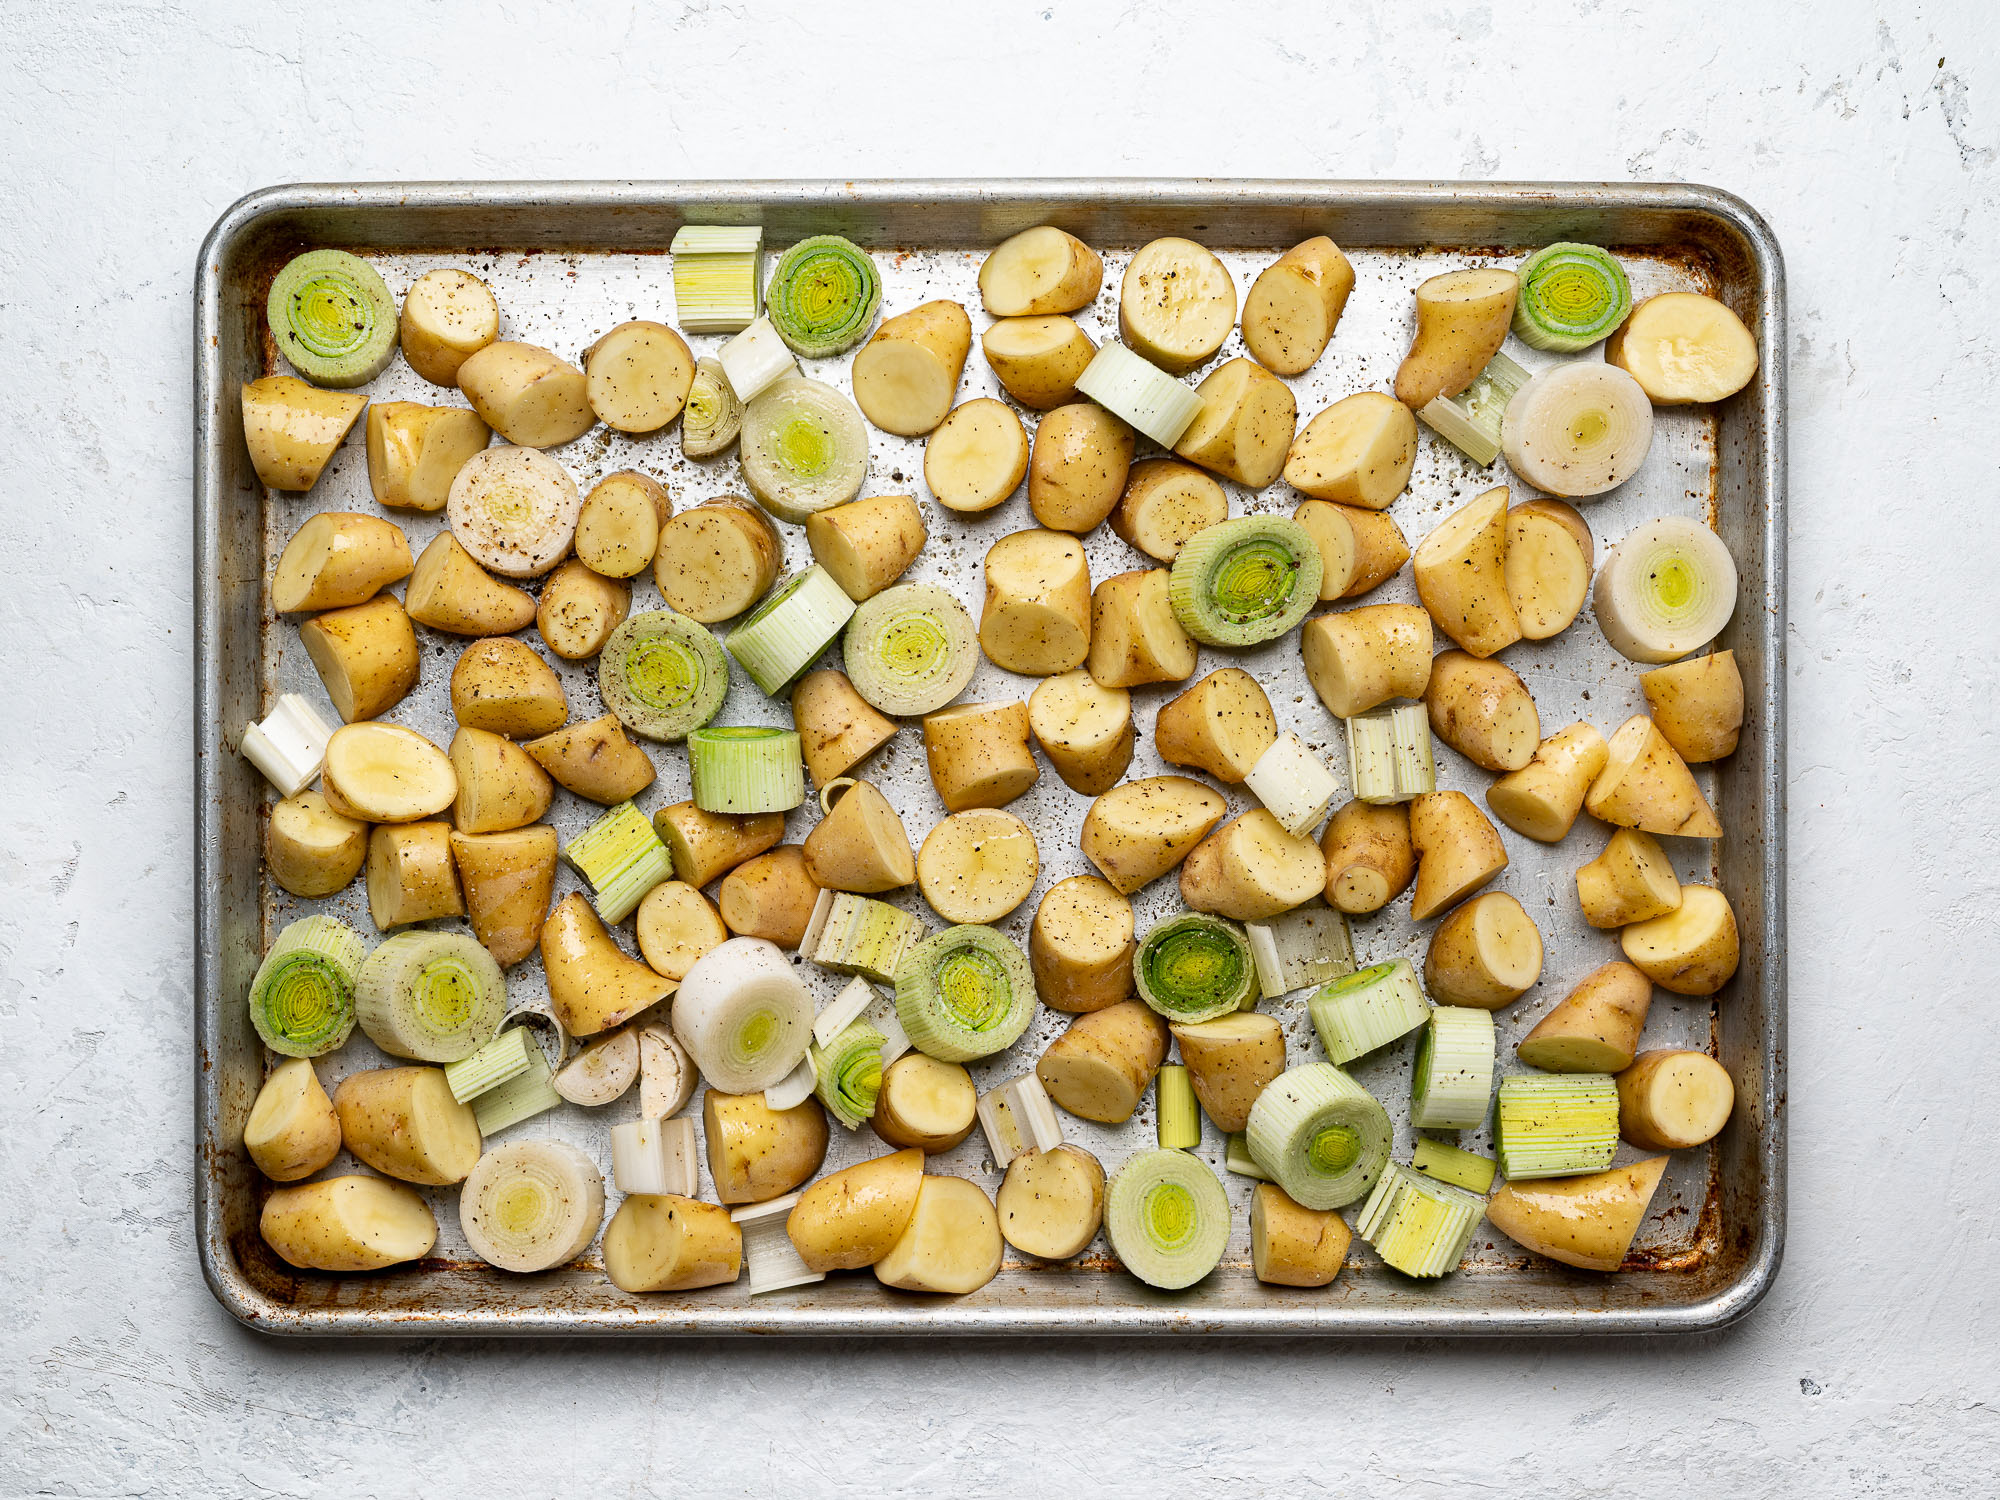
[1172,357,1298,489]
[717,846,822,949]
[456,340,593,449]
[535,559,630,662]
[1119,237,1236,373]
[922,701,1039,812]
[705,1090,829,1205]
[1575,828,1683,929]
[1617,1049,1734,1150]
[542,891,674,1036]
[449,726,553,834]
[603,1193,741,1292]
[634,880,729,982]
[1031,875,1135,1014]
[1154,667,1277,784]
[399,267,498,386]
[1027,670,1133,796]
[873,1053,978,1153]
[266,790,367,898]
[1640,651,1744,764]
[1283,392,1418,510]
[574,470,670,579]
[1423,890,1544,1009]
[792,669,897,787]
[334,1066,481,1186]
[1086,568,1197,689]
[1486,722,1609,843]
[273,512,413,613]
[1242,238,1354,377]
[786,1148,925,1272]
[1505,499,1594,640]
[1393,268,1519,409]
[655,498,782,622]
[1516,961,1653,1073]
[917,808,1039,925]
[1028,403,1134,533]
[980,226,1103,316]
[852,301,972,436]
[1179,809,1325,921]
[449,637,568,739]
[322,723,456,823]
[260,1176,436,1272]
[241,376,366,491]
[1413,487,1520,658]
[244,1057,342,1183]
[654,802,785,888]
[1585,716,1722,838]
[1486,1157,1668,1272]
[1080,776,1225,894]
[366,821,464,929]
[1036,1001,1168,1124]
[1620,885,1739,995]
[1300,603,1433,719]
[299,594,420,723]
[1425,651,1541,773]
[523,714,657,805]
[806,493,926,603]
[801,778,915,893]
[874,1174,1003,1295]
[1407,790,1507,921]
[449,824,558,966]
[584,320,694,433]
[1170,1011,1285,1132]
[1109,458,1226,562]
[925,398,1029,513]
[980,530,1091,675]
[981,315,1096,409]
[404,532,537,637]
[366,400,491,512]
[997,1144,1105,1260]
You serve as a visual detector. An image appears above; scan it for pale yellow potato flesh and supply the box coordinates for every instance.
[652,802,784,888]
[1424,650,1542,773]
[449,725,554,834]
[1035,1001,1168,1124]
[1641,651,1745,763]
[244,1058,342,1183]
[299,594,420,723]
[917,807,1039,925]
[704,1091,829,1205]
[1407,790,1508,921]
[1027,670,1134,796]
[266,789,367,898]
[980,315,1096,409]
[997,1145,1105,1260]
[1486,1157,1668,1272]
[874,1175,1003,1295]
[1251,1181,1351,1287]
[1242,237,1354,377]
[535,559,630,662]
[260,1176,437,1272]
[1617,1049,1735,1149]
[1505,499,1594,640]
[1574,828,1683,929]
[979,226,1104,316]
[1486,722,1609,843]
[634,880,729,982]
[1300,602,1434,719]
[1154,667,1278,785]
[1172,356,1298,489]
[655,499,783,622]
[449,824,558,967]
[366,820,465,930]
[404,532,536,636]
[1086,568,1197,689]
[925,398,1030,513]
[1080,775,1225,895]
[1423,891,1544,1009]
[1413,487,1521,658]
[1605,292,1758,405]
[584,320,694,433]
[716,846,821,950]
[1119,236,1237,373]
[541,891,674,1036]
[800,778,915,893]
[873,1054,978,1153]
[1290,500,1360,601]
[456,340,593,448]
[1620,885,1740,995]
[1585,715,1722,838]
[852,300,972,436]
[792,669,897,787]
[1284,391,1418,510]
[1110,458,1227,562]
[1030,875,1136,1015]
[1169,1012,1285,1132]
[1392,268,1519,409]
[603,1194,741,1292]
[273,511,413,613]
[241,376,367,491]
[806,493,927,603]
[399,267,499,386]
[574,471,670,579]
[979,530,1092,676]
[321,722,456,824]
[1516,961,1654,1073]
[1178,809,1327,922]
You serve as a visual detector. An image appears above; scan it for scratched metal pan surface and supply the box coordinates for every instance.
[193,180,1785,1336]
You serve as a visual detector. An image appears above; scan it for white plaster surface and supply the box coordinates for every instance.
[2,1,1996,1494]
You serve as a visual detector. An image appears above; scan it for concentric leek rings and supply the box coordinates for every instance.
[1512,243,1632,353]
[1134,912,1256,1023]
[599,610,728,742]
[267,249,399,388]
[1168,517,1322,647]
[766,235,883,358]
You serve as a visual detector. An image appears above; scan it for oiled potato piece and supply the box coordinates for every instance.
[367,401,493,513]
[1172,357,1298,489]
[450,825,558,967]
[1155,668,1277,784]
[334,1066,481,1186]
[1605,292,1758,405]
[300,594,420,723]
[241,376,366,492]
[980,530,1092,676]
[981,315,1096,409]
[321,723,456,824]
[603,1194,741,1292]
[404,532,537,637]
[654,802,784,889]
[917,808,1039,925]
[1242,238,1354,377]
[449,637,567,739]
[792,669,897,787]
[1425,651,1541,773]
[574,471,670,580]
[704,1091,830,1205]
[1505,499,1594,640]
[801,778,915,894]
[998,1145,1105,1260]
[1575,828,1682,929]
[1031,875,1136,1014]
[244,1057,342,1183]
[1486,1157,1668,1272]
[787,1148,925,1272]
[367,821,465,930]
[1319,799,1414,915]
[923,702,1039,812]
[524,714,657,805]
[1407,790,1507,921]
[1036,1001,1168,1124]
[1300,603,1433,719]
[1251,1181,1350,1287]
[634,879,729,982]
[1179,810,1325,922]
[1585,716,1722,838]
[656,498,782,622]
[717,846,821,949]
[1080,776,1225,894]
[1110,458,1227,562]
[1640,652,1744,764]
[980,226,1103,316]
[1517,961,1654,1073]
[1486,722,1608,843]
[399,267,498,386]
[873,1054,978,1153]
[807,494,927,603]
[873,1175,1003,1295]
[1393,268,1519,409]
[267,790,367,898]
[584,320,694,434]
[925,398,1029,513]
[1027,670,1134,796]
[456,341,593,449]
[1029,403,1134,533]
[1120,237,1237,373]
[535,560,630,662]
[1087,568,1197,689]
[852,301,972,436]
[1302,503,1410,600]
[1283,392,1417,510]
[1617,1050,1735,1150]
[260,1176,437,1272]
[1170,1012,1285,1132]
[1423,891,1544,1009]
[1620,885,1739,996]
[541,891,673,1037]
[273,512,413,613]
[1413,487,1520,658]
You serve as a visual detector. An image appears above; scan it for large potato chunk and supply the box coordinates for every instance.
[1485,1157,1667,1272]
[1087,569,1197,689]
[1300,603,1433,719]
[1169,1012,1285,1132]
[981,315,1096,409]
[1393,268,1518,409]
[1585,716,1722,838]
[1080,776,1226,894]
[1640,651,1744,764]
[786,1148,925,1272]
[1172,357,1298,489]
[603,1194,741,1293]
[1413,487,1520,658]
[1028,403,1134,533]
[241,376,367,492]
[449,638,568,739]
[1242,238,1353,377]
[299,594,420,723]
[1283,392,1417,510]
[273,512,413,614]
[334,1067,482,1186]
[873,1175,1004,1295]
[1036,1001,1168,1124]
[997,1145,1105,1260]
[244,1057,342,1183]
[260,1175,437,1272]
[1407,791,1507,921]
[1119,237,1236,373]
[1425,651,1541,773]
[1620,885,1739,995]
[852,301,972,437]
[980,530,1092,676]
[1179,810,1325,922]
[1155,668,1277,784]
[1031,875,1136,1014]
[980,226,1104,316]
[925,398,1029,513]
[704,1091,829,1205]
[1027,670,1133,796]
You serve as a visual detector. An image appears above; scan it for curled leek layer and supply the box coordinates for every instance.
[766,235,883,358]
[895,925,1036,1064]
[1134,913,1256,1024]
[1105,1148,1231,1290]
[248,916,365,1057]
[355,931,507,1064]
[741,377,870,524]
[811,1020,885,1129]
[682,357,744,459]
[1511,243,1632,353]
[1168,516,1323,647]
[598,610,728,743]
[842,583,978,717]
[1245,1063,1392,1210]
[267,249,399,388]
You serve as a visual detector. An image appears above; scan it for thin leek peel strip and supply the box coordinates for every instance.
[686,727,806,815]
[1493,1074,1619,1180]
[1411,1137,1497,1194]
[1355,1161,1485,1278]
[1408,1007,1496,1131]
[1224,1132,1271,1181]
[765,235,882,358]
[1245,1063,1392,1210]
[564,802,674,924]
[725,566,857,697]
[598,610,728,744]
[811,1020,885,1130]
[1307,959,1430,1065]
[1167,516,1323,648]
[1134,913,1256,1024]
[1511,244,1632,353]
[894,925,1036,1063]
[1245,904,1356,1000]
[1155,1065,1200,1150]
[682,357,745,459]
[267,249,397,388]
[471,1043,561,1135]
[611,1115,699,1196]
[1346,704,1434,804]
[1418,350,1529,467]
[239,693,333,797]
[842,583,979,717]
[1105,1149,1231,1290]
[248,916,364,1058]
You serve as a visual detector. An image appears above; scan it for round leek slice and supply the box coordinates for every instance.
[1500,363,1654,498]
[1592,516,1738,663]
[765,235,883,358]
[1409,1005,1497,1131]
[267,249,398,388]
[1511,243,1632,353]
[355,931,507,1064]
[672,936,814,1093]
[682,356,743,460]
[1167,516,1323,647]
[248,915,364,1057]
[1245,1063,1392,1210]
[740,376,869,524]
[458,1139,606,1273]
[842,583,978,717]
[686,726,806,814]
[598,609,728,742]
[725,566,857,697]
[895,925,1036,1063]
[1105,1148,1231,1290]
[811,1020,885,1129]
[1134,913,1256,1024]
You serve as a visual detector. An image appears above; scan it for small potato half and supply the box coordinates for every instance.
[1087,568,1197,689]
[705,1090,830,1205]
[656,498,783,623]
[917,808,1039,925]
[922,701,1039,812]
[925,398,1029,513]
[806,493,927,604]
[584,320,694,434]
[874,1175,1003,1295]
[1170,1012,1285,1132]
[244,1057,342,1183]
[1155,667,1277,784]
[524,714,657,805]
[260,1176,437,1273]
[981,315,1096,409]
[1423,890,1544,1010]
[1027,670,1133,796]
[980,226,1103,316]
[1505,499,1594,640]
[241,376,367,492]
[535,560,630,662]
[1641,651,1744,764]
[299,594,420,724]
[980,530,1092,676]
[1283,392,1419,510]
[1172,357,1298,489]
[273,512,413,614]
[1036,1001,1168,1125]
[1109,459,1226,563]
[334,1066,482,1186]
[786,1148,925,1272]
[997,1144,1105,1260]
[1393,268,1519,409]
[367,821,465,930]
[404,531,537,637]
[873,1054,978,1154]
[1425,650,1541,773]
[1080,775,1225,895]
[574,470,670,579]
[1486,722,1609,844]
[852,300,972,437]
[1620,884,1739,996]
[267,789,367,899]
[450,825,558,967]
[367,401,493,513]
[1242,237,1354,377]
[1031,875,1136,1015]
[1413,487,1520,659]
[1028,403,1134,534]
[449,637,568,739]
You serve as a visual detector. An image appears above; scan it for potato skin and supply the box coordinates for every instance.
[523,714,657,805]
[806,494,926,603]
[1028,403,1134,533]
[872,1054,978,1153]
[1425,651,1541,773]
[1080,776,1226,895]
[1486,722,1609,843]
[273,512,413,613]
[1585,715,1722,838]
[450,825,558,967]
[1110,458,1228,563]
[1516,961,1654,1073]
[536,559,631,661]
[1641,651,1745,763]
[244,1057,342,1183]
[786,1148,925,1272]
[1300,603,1433,719]
[981,315,1096,409]
[449,726,554,834]
[541,891,674,1037]
[449,637,568,739]
[873,1175,1003,1295]
[979,531,1092,677]
[1169,1013,1285,1132]
[1030,875,1136,1014]
[299,594,421,724]
[1027,670,1133,796]
[334,1067,482,1186]
[1616,1049,1735,1150]
[1283,392,1418,509]
[404,531,536,636]
[923,702,1039,812]
[1620,885,1740,996]
[1154,668,1277,784]
[716,846,821,950]
[1178,809,1326,922]
[1251,1181,1351,1287]
[1035,1001,1168,1124]
[260,1176,438,1272]
[1172,357,1298,489]
[1320,799,1414,915]
[241,376,367,491]
[1413,487,1520,659]
[1485,1157,1668,1272]
[266,789,367,898]
[704,1091,830,1205]
[1242,238,1354,377]
[1407,791,1508,921]
[603,1193,741,1293]
[1086,568,1197,689]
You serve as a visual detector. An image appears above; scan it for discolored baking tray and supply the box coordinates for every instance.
[194,180,1784,1335]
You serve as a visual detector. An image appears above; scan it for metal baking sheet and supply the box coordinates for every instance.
[194,180,1785,1336]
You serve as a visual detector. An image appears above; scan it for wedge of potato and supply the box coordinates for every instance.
[1300,603,1433,719]
[1155,668,1278,784]
[1413,487,1521,658]
[405,531,537,636]
[449,637,568,739]
[792,669,897,787]
[1407,790,1506,921]
[449,825,558,966]
[366,820,465,930]
[299,594,420,723]
[980,530,1092,676]
[1425,651,1541,773]
[1486,722,1609,843]
[1505,499,1594,640]
[1087,568,1197,689]
[523,714,657,805]
[1641,651,1744,764]
[922,702,1039,812]
[1109,458,1228,562]
[322,723,456,824]
[273,512,413,614]
[1179,810,1325,922]
[1585,716,1722,838]
[874,1175,1003,1295]
[449,726,553,834]
[1036,1001,1168,1124]
[1170,1012,1285,1132]
[1080,776,1225,894]
[806,493,927,604]
[655,498,782,623]
[981,315,1096,409]
[917,808,1038,925]
[1283,392,1417,509]
[1620,885,1739,995]
[873,1054,978,1153]
[535,559,630,662]
[852,300,972,436]
[1242,237,1353,376]
[997,1144,1105,1260]
[574,470,670,579]
[1487,1158,1669,1272]
[925,398,1029,513]
[1516,961,1654,1073]
[980,226,1103,316]
[266,790,367,899]
[1393,268,1518,409]
[241,376,367,491]
[787,1148,925,1272]
[1319,799,1414,915]
[1172,357,1298,489]
[1027,670,1134,796]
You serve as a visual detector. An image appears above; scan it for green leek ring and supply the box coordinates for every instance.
[1134,913,1256,1024]
[766,236,883,358]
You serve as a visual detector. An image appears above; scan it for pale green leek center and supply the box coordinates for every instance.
[1210,541,1298,625]
[260,957,346,1044]
[416,960,479,1035]
[775,416,833,478]
[936,948,1009,1031]
[1309,1125,1362,1176]
[288,275,375,358]
[625,637,702,712]
[737,1008,778,1060]
[878,614,947,676]
[1650,556,1697,612]
[495,1180,548,1235]
[1569,407,1609,447]
[1142,1181,1197,1251]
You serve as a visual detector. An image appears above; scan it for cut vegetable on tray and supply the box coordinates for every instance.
[233,212,1758,1308]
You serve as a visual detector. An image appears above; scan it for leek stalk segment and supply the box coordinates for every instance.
[1493,1073,1620,1180]
[612,1114,699,1197]
[673,936,814,1094]
[565,802,674,924]
[672,225,764,333]
[598,609,728,744]
[976,1071,1064,1170]
[1155,1065,1201,1150]
[1346,703,1435,804]
[1224,1132,1272,1181]
[1511,243,1632,353]
[248,915,365,1058]
[1408,1007,1497,1131]
[472,1042,561,1135]
[841,583,980,718]
[1355,1161,1486,1277]
[1135,913,1257,1024]
[1167,516,1323,648]
[1307,959,1430,1065]
[355,931,507,1064]
[1411,1136,1497,1194]
[718,316,797,404]
[240,693,334,797]
[765,235,883,358]
[687,727,806,815]
[267,249,398,388]
[894,925,1036,1063]
[459,1140,605,1273]
[1417,350,1529,467]
[731,1192,826,1295]
[1244,732,1342,837]
[682,357,744,458]
[1245,1063,1392,1210]
[804,894,924,985]
[1245,904,1356,1000]
[1073,342,1204,447]
[725,566,857,697]
[444,1026,534,1103]
[1105,1149,1231,1290]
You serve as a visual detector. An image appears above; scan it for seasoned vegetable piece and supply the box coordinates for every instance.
[1110,459,1227,563]
[717,846,822,949]
[1179,811,1326,922]
[766,235,882,357]
[980,226,1103,316]
[981,315,1096,409]
[1393,268,1518,409]
[261,1176,437,1272]
[786,1148,924,1272]
[1300,603,1433,719]
[1407,790,1508,921]
[917,808,1039,925]
[450,825,559,967]
[874,1175,1003,1295]
[1617,1049,1735,1149]
[367,821,465,930]
[1413,487,1521,659]
[447,444,583,579]
[873,1053,979,1153]
[1251,1181,1350,1287]
[1242,237,1353,376]
[604,1194,742,1292]
[1031,876,1136,1015]
[1606,292,1758,404]
[1517,962,1654,1073]
[322,723,456,824]
[1502,363,1654,498]
[1169,516,1322,648]
[1155,668,1277,785]
[1319,799,1414,915]
[1172,357,1298,489]
[1486,1157,1668,1272]
[1620,885,1739,995]
[451,637,567,739]
[923,701,1039,812]
[334,1066,482,1186]
[523,715,656,806]
[457,342,593,449]
[1170,1012,1286,1133]
[367,401,491,512]
[245,1058,342,1183]
[806,493,926,603]
[1505,499,1594,640]
[1080,775,1226,894]
[742,377,871,524]
[793,670,897,787]
[1283,392,1417,510]
[404,532,536,637]
[575,470,670,579]
[801,778,916,894]
[980,530,1092,676]
[1585,715,1722,837]
[1423,891,1544,1009]
[998,1144,1105,1260]
[926,398,1030,513]
[1486,722,1608,843]
[242,376,367,492]
[1575,828,1683,929]
[852,300,971,436]
[1036,1001,1169,1124]
[1641,651,1745,763]
[541,892,674,1038]
[1120,237,1237,373]
[274,512,413,614]
[1087,568,1197,689]
[1425,651,1541,773]
[267,790,367,899]
[269,249,398,387]
[300,594,420,724]
[584,321,694,433]
[704,1090,830,1205]
[399,267,499,386]
[655,498,783,623]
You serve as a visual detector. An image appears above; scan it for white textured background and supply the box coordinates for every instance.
[3,2,1995,1495]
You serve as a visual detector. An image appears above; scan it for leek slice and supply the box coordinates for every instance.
[267,249,397,388]
[1224,1132,1272,1181]
[1500,363,1654,497]
[1592,517,1738,664]
[471,1043,561,1135]
[1418,349,1531,468]
[725,566,857,697]
[247,916,364,1058]
[1168,516,1322,648]
[1346,703,1435,804]
[458,1139,605,1272]
[718,315,797,404]
[686,726,806,814]
[976,1071,1064,1169]
[1243,731,1342,837]
[1244,904,1356,1000]
[1409,1006,1497,1131]
[741,376,869,524]
[672,226,764,334]
[842,583,979,717]
[1511,243,1632,353]
[1493,1074,1620,1180]
[354,931,506,1064]
[874,1005,913,1064]
[1245,1063,1392,1210]
[1307,959,1429,1065]
[682,357,744,459]
[1412,1137,1497,1194]
[611,1114,699,1196]
[765,235,882,358]
[1134,913,1256,1024]
[671,226,764,255]
[239,693,333,797]
[1105,1148,1231,1290]
[1155,1064,1200,1150]
[1355,1161,1485,1278]
[894,925,1036,1063]
[443,1026,533,1103]
[598,610,728,744]
[806,895,924,985]
[732,1193,826,1295]
[672,936,814,1093]
[812,1020,885,1129]
[1074,341,1204,447]
[564,802,674,924]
